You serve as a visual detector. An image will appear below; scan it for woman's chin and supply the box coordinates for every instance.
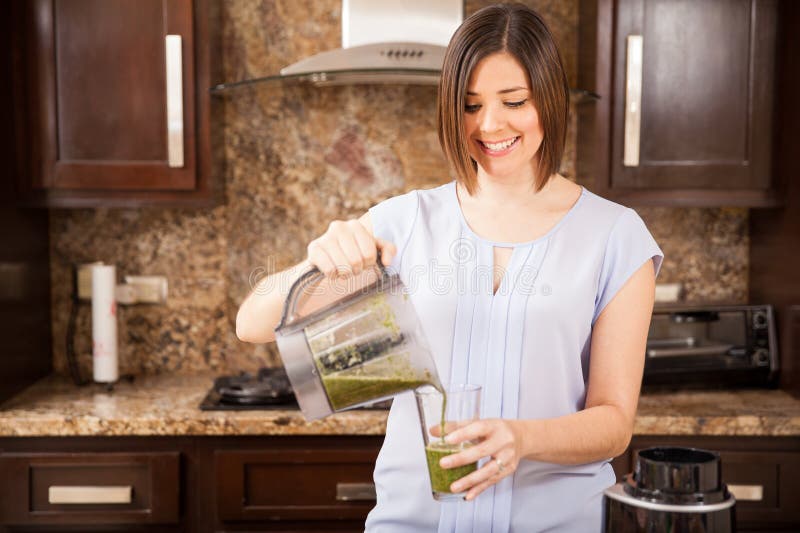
[476,163,533,182]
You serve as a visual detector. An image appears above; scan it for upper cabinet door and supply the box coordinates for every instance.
[578,0,780,206]
[15,0,219,207]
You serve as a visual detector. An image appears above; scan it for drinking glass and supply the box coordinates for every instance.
[414,384,481,501]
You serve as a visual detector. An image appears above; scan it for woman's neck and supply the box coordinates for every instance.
[462,171,556,209]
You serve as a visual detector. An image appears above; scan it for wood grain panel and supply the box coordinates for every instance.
[0,451,180,526]
[216,447,378,522]
[749,0,800,397]
[55,0,166,161]
[612,0,777,190]
[11,0,223,206]
[578,0,780,206]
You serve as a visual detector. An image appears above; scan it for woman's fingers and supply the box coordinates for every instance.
[336,231,365,276]
[440,438,495,469]
[444,420,490,448]
[324,240,351,278]
[307,219,394,279]
[429,421,463,439]
[434,419,523,499]
[375,238,397,267]
[306,240,336,278]
[449,453,510,500]
[348,219,378,271]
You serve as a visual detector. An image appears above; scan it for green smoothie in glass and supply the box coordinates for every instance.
[415,384,481,501]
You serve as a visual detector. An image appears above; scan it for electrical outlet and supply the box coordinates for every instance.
[76,262,104,301]
[124,275,168,304]
[655,283,683,303]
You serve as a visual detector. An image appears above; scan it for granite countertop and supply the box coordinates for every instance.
[1,373,799,437]
[0,373,387,437]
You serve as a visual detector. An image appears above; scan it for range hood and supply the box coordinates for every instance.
[212,0,463,92]
[279,0,463,86]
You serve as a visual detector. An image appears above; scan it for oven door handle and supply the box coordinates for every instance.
[647,344,735,358]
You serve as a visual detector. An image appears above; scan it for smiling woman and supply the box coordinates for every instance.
[437,3,569,195]
[236,3,663,533]
[360,4,662,533]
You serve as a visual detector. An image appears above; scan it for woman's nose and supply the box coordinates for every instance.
[479,104,504,133]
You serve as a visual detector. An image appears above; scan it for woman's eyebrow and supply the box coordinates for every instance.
[466,86,529,96]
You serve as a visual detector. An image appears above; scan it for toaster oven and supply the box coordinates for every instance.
[642,304,778,389]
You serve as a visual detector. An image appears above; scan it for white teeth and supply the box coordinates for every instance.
[483,137,517,151]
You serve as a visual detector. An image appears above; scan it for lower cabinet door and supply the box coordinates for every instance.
[0,451,180,526]
[215,447,378,523]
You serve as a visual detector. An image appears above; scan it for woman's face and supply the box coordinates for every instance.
[463,52,544,182]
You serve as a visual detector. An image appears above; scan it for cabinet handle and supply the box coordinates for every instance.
[623,35,643,167]
[727,484,764,501]
[48,485,133,504]
[165,35,184,168]
[336,482,376,501]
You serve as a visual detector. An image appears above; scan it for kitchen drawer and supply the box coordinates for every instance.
[0,451,180,526]
[718,450,800,528]
[215,447,378,522]
[629,437,800,530]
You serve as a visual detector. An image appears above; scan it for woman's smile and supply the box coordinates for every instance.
[476,136,521,156]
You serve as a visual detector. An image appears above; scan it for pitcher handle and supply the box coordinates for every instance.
[277,250,391,329]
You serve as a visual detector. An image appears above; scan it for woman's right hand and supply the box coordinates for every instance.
[306,218,397,278]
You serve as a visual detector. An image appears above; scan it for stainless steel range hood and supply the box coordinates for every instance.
[211,0,463,92]
[279,0,463,85]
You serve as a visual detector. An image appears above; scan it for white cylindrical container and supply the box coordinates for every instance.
[91,264,118,383]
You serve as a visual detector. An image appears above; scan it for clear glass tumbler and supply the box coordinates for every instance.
[414,384,482,501]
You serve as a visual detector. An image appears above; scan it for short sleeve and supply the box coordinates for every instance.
[368,189,419,272]
[593,208,663,324]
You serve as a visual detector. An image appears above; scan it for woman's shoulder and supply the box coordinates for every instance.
[370,181,453,215]
[572,184,641,232]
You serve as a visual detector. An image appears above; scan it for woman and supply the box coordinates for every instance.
[237,4,663,531]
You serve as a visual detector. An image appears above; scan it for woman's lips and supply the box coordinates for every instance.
[476,136,520,156]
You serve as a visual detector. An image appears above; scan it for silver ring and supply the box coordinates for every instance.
[495,458,506,474]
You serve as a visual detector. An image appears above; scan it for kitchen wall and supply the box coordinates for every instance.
[48,0,748,377]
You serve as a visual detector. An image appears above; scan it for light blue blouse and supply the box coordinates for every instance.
[364,181,663,533]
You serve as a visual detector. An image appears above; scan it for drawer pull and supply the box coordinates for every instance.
[727,484,763,501]
[336,482,376,501]
[165,34,184,168]
[48,485,133,504]
[623,34,643,167]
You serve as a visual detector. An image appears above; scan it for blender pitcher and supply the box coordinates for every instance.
[275,258,442,420]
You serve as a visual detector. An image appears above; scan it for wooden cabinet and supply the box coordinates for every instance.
[10,0,221,207]
[749,1,800,397]
[612,436,800,532]
[577,0,781,206]
[2,434,797,531]
[0,437,194,532]
[0,451,180,527]
[206,437,381,531]
[0,436,383,533]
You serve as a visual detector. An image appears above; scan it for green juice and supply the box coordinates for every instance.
[425,441,477,493]
[321,373,433,410]
[424,387,477,495]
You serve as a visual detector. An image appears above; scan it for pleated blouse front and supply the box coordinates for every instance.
[364,181,663,533]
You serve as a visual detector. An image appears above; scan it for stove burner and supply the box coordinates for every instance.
[218,368,294,405]
[199,367,298,410]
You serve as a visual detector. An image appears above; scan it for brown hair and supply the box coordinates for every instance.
[436,3,570,194]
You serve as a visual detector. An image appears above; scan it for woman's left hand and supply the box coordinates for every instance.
[438,418,527,501]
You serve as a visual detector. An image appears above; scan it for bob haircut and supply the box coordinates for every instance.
[437,3,570,194]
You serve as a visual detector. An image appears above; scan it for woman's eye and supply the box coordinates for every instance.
[505,99,527,108]
[465,104,481,113]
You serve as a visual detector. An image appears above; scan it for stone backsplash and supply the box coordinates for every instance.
[49,0,748,377]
